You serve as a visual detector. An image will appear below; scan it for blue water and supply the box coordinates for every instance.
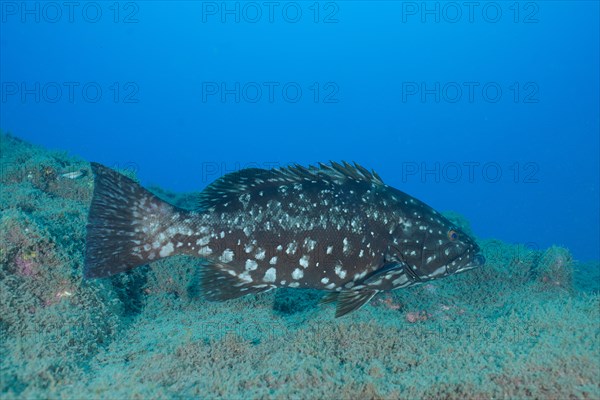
[1,1,598,262]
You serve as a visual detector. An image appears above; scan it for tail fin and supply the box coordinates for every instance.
[84,163,182,278]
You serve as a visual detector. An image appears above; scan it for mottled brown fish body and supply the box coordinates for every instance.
[85,162,484,316]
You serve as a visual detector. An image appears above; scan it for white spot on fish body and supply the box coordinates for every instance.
[292,268,304,280]
[220,249,234,263]
[299,255,310,268]
[286,242,298,255]
[263,268,276,283]
[354,271,368,281]
[238,271,253,283]
[269,256,278,265]
[245,259,258,271]
[159,242,174,257]
[326,246,333,254]
[430,265,446,277]
[196,236,210,246]
[304,238,317,251]
[255,248,266,260]
[198,246,213,256]
[335,265,347,279]
[321,277,329,284]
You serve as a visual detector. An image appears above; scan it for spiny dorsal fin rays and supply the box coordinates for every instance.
[197,161,384,211]
[196,167,272,211]
[321,161,384,185]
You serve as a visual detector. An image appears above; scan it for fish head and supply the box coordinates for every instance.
[393,195,485,282]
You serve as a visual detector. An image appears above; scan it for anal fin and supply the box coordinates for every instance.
[200,262,273,301]
[326,290,378,318]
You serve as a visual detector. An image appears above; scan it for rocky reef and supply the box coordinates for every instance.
[1,132,598,399]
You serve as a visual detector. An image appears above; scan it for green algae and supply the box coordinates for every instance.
[1,132,598,399]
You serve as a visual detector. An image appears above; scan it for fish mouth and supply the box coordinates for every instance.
[473,253,486,266]
[455,252,485,273]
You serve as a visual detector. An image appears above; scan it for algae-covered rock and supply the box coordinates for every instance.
[534,246,574,291]
[1,133,598,400]
[273,288,322,315]
[0,133,126,395]
[573,260,600,294]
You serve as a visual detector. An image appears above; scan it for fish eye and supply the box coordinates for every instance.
[447,230,459,241]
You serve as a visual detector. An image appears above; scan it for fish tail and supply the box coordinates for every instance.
[84,162,184,278]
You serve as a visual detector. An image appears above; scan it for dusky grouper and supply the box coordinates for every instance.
[84,162,484,317]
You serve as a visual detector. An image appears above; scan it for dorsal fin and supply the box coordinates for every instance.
[198,162,384,210]
[197,168,270,210]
